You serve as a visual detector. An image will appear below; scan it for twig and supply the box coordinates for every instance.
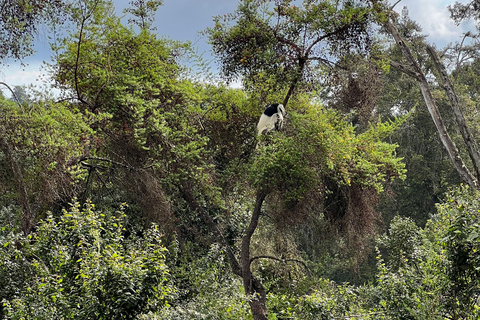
[332,311,386,319]
[389,0,402,11]
[250,255,310,273]
[80,156,137,170]
[455,31,472,72]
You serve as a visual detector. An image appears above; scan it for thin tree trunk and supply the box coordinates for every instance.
[283,58,306,108]
[241,191,268,320]
[181,185,269,320]
[426,45,480,182]
[384,19,478,188]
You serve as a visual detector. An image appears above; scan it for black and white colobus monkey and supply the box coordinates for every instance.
[257,103,286,136]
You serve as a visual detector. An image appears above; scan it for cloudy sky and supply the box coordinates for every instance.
[0,0,473,91]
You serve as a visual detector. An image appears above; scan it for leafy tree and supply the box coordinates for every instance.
[202,98,407,319]
[0,0,66,62]
[206,3,408,318]
[373,0,480,188]
[438,186,480,315]
[372,186,480,319]
[374,216,450,319]
[449,0,480,28]
[53,0,213,230]
[0,201,171,319]
[0,94,92,233]
[207,0,379,107]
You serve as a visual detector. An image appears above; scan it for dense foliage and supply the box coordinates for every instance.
[1,0,480,319]
[0,201,170,319]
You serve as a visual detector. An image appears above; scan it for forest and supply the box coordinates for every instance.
[0,0,480,319]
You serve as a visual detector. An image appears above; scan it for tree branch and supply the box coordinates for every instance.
[73,0,100,108]
[0,82,24,112]
[382,17,478,188]
[81,156,136,170]
[389,60,422,80]
[305,23,351,55]
[250,255,310,273]
[273,31,303,57]
[455,32,472,71]
[426,44,480,181]
[389,0,402,11]
[307,56,335,68]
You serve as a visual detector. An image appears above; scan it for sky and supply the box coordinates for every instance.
[0,0,473,93]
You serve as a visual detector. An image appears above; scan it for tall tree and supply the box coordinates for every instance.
[207,0,378,107]
[373,9,461,226]
[204,1,412,318]
[372,0,480,188]
[0,94,92,233]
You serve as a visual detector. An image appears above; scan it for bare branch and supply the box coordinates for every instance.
[0,82,24,112]
[427,44,480,181]
[389,0,402,11]
[81,156,136,170]
[307,56,335,68]
[306,23,351,55]
[382,17,478,188]
[389,61,422,80]
[250,255,310,273]
[455,31,472,72]
[55,96,82,104]
[73,0,100,107]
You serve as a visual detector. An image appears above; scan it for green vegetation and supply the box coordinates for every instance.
[0,201,170,319]
[1,0,480,319]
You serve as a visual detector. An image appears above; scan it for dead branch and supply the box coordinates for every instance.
[250,255,310,273]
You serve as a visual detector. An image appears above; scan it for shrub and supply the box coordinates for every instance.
[0,200,172,319]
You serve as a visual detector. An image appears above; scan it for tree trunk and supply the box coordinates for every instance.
[283,58,306,108]
[180,186,269,319]
[383,19,478,188]
[426,45,480,182]
[241,191,268,320]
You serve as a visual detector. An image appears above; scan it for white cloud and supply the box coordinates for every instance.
[401,0,471,45]
[0,61,58,98]
[1,62,44,87]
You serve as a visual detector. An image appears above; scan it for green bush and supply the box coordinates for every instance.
[372,187,480,319]
[437,185,480,317]
[374,216,448,319]
[153,243,251,320]
[0,200,172,319]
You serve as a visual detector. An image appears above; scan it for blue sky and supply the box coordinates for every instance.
[0,0,472,92]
